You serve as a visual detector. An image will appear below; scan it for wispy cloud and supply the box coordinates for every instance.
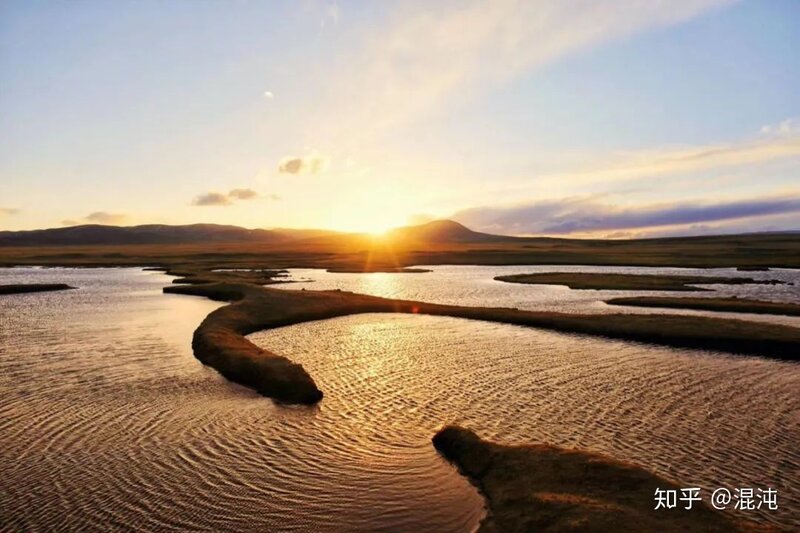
[192,192,231,206]
[192,188,275,206]
[452,194,800,236]
[228,188,259,200]
[317,0,733,142]
[85,211,128,224]
[278,153,329,174]
[62,211,128,226]
[760,117,799,136]
[0,207,19,217]
[535,132,800,189]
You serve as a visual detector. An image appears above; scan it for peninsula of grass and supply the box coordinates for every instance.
[607,296,800,317]
[432,425,750,532]
[0,283,76,295]
[165,279,800,404]
[494,272,785,291]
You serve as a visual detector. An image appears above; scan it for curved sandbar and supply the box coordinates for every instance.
[165,282,800,404]
[0,283,76,295]
[607,296,800,317]
[432,426,750,532]
[495,273,785,291]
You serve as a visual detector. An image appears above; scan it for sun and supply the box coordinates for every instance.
[367,222,394,236]
[323,193,413,235]
[339,212,407,236]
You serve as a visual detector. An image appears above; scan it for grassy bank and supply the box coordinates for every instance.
[607,296,800,317]
[495,272,785,291]
[432,426,752,532]
[0,283,76,295]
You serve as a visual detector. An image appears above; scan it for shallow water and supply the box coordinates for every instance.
[1,266,798,530]
[279,264,800,327]
[254,313,800,528]
[0,268,482,532]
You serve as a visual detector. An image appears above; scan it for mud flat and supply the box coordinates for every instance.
[432,426,759,533]
[607,297,800,317]
[0,283,75,295]
[495,272,785,291]
[165,281,800,404]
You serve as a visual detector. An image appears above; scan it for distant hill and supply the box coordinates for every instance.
[387,219,519,243]
[0,220,518,247]
[270,228,348,240]
[0,224,292,247]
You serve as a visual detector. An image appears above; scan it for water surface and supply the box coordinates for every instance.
[279,264,800,327]
[2,265,798,530]
[0,268,482,532]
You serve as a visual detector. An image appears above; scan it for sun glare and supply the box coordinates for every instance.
[333,209,409,236]
[368,223,394,237]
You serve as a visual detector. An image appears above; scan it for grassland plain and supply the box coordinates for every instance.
[1,231,799,272]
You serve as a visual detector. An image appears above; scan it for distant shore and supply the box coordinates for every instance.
[495,272,787,291]
[0,283,76,295]
[607,296,800,317]
[1,226,799,272]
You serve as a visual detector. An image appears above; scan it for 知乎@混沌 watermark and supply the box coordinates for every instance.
[654,487,778,511]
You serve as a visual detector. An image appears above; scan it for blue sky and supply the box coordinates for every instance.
[1,0,798,236]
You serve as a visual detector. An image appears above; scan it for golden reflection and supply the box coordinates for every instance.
[362,234,403,273]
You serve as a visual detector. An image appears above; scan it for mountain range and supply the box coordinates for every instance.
[0,220,500,247]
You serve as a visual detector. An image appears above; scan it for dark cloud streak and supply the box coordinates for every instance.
[192,188,278,206]
[228,188,258,200]
[452,195,800,235]
[192,192,232,206]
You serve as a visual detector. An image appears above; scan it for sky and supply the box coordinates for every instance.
[1,0,798,237]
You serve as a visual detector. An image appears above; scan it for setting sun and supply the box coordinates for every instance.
[320,197,415,235]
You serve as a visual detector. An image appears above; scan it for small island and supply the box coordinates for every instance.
[607,296,800,317]
[0,283,76,295]
[495,272,785,291]
[432,426,748,532]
